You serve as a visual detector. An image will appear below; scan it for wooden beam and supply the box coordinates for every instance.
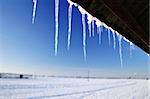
[101,0,149,54]
[72,0,149,54]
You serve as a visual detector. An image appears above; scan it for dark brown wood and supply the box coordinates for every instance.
[72,0,149,54]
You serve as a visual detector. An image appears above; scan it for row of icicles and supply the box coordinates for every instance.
[32,0,136,69]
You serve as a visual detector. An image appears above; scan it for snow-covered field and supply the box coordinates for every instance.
[0,77,149,99]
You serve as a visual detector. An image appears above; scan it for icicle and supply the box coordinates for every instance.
[82,14,86,61]
[87,14,93,37]
[107,28,111,45]
[101,22,117,47]
[78,6,87,61]
[118,34,123,69]
[32,0,37,24]
[96,25,99,35]
[109,28,116,50]
[112,31,116,50]
[92,20,95,37]
[97,26,102,45]
[67,0,74,50]
[55,0,59,56]
[102,23,111,45]
[101,21,116,49]
[95,18,102,45]
[88,23,92,37]
[98,26,102,45]
[122,36,134,57]
[129,42,134,57]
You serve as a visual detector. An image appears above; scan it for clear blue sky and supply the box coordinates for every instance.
[0,0,149,77]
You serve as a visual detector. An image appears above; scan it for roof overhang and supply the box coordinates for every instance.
[72,0,149,54]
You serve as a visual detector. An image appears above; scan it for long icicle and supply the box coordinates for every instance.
[32,0,37,24]
[67,0,73,50]
[82,13,86,61]
[92,20,95,37]
[118,34,123,69]
[55,0,59,56]
[78,6,87,61]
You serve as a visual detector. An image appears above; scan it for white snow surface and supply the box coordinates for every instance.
[0,77,149,99]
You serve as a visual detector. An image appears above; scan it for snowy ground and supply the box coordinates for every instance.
[0,77,149,99]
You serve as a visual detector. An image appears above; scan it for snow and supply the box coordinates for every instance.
[0,77,149,99]
[32,0,37,24]
[54,0,59,56]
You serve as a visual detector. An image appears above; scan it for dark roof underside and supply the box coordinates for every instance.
[72,0,149,54]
